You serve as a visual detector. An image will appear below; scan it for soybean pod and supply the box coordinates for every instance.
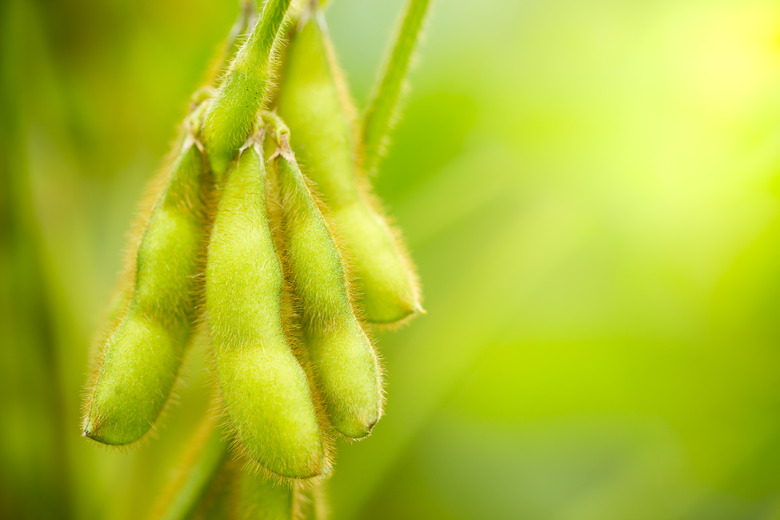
[206,142,326,479]
[275,8,422,324]
[83,132,208,446]
[265,116,382,439]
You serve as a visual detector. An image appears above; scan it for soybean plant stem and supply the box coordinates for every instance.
[201,0,293,179]
[361,0,431,175]
[152,419,227,520]
[261,110,290,142]
[210,0,257,87]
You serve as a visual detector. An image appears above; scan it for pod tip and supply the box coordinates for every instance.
[82,419,94,439]
[82,426,100,441]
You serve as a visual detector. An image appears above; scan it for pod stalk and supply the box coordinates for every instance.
[361,0,432,175]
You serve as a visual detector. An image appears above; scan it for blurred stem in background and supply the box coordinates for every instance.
[150,417,227,520]
[0,0,72,518]
[0,1,76,518]
[362,0,431,175]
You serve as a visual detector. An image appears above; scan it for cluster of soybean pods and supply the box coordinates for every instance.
[81,0,430,517]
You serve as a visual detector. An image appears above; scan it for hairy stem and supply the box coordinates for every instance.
[208,0,258,87]
[361,0,431,175]
[150,418,228,520]
[261,110,291,145]
[201,0,293,179]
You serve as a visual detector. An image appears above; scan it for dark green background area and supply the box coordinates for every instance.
[3,0,780,518]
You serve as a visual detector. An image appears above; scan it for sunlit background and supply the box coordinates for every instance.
[3,0,780,518]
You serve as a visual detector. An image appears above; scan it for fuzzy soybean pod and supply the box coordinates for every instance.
[275,11,421,324]
[268,127,382,439]
[201,0,292,179]
[83,139,208,445]
[206,144,326,479]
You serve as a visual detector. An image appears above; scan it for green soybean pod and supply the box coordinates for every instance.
[275,9,422,324]
[83,138,207,445]
[201,0,292,179]
[267,126,382,439]
[206,144,326,479]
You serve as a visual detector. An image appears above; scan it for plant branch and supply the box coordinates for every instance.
[361,0,431,175]
[150,419,228,520]
[208,1,258,87]
[201,0,293,178]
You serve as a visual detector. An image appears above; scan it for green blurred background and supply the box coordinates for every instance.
[3,0,780,518]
